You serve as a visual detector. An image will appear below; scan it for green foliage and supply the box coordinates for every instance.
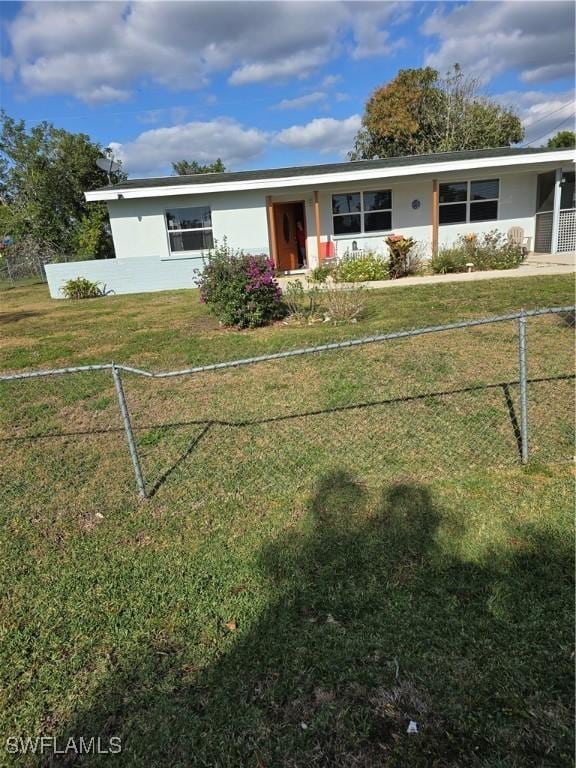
[197,239,285,329]
[171,158,226,175]
[308,263,335,284]
[350,64,523,159]
[546,131,576,149]
[61,277,107,299]
[0,111,124,259]
[431,231,523,274]
[385,234,420,279]
[334,252,389,282]
[283,280,321,324]
[429,248,469,274]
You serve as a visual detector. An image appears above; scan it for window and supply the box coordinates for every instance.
[332,190,392,236]
[165,206,213,252]
[439,179,499,225]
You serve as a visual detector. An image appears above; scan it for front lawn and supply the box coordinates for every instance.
[0,275,574,766]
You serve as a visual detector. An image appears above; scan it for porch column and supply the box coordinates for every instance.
[431,179,439,256]
[551,167,563,254]
[313,190,321,262]
[266,196,278,266]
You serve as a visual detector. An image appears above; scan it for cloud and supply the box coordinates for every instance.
[110,118,269,177]
[423,1,575,85]
[273,91,327,111]
[275,114,361,155]
[350,2,407,60]
[2,1,407,103]
[229,48,333,86]
[321,74,343,88]
[495,89,576,145]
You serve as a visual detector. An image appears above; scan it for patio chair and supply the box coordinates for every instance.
[507,226,532,258]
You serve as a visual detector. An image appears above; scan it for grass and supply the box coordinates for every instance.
[0,276,574,767]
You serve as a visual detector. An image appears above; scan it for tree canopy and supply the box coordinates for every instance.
[349,65,524,160]
[0,111,125,260]
[171,158,226,175]
[546,130,576,149]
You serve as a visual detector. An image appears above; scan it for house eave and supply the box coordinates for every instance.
[85,150,575,202]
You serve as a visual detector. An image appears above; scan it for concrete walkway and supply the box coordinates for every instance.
[277,252,575,291]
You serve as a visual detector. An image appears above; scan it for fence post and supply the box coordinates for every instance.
[518,309,529,464]
[112,364,147,498]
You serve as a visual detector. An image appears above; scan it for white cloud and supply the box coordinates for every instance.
[495,89,576,145]
[350,2,407,60]
[110,118,269,177]
[274,91,327,110]
[423,1,575,85]
[321,74,343,88]
[228,48,334,86]
[275,114,361,155]
[2,1,407,103]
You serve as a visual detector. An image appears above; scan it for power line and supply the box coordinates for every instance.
[521,99,575,131]
[523,113,576,147]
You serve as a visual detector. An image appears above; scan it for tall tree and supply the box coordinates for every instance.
[350,65,524,160]
[546,130,576,149]
[0,111,126,259]
[171,158,226,175]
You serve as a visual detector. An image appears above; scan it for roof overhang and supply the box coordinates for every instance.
[85,150,575,202]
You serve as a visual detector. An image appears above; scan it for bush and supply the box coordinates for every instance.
[61,277,108,299]
[431,231,522,274]
[334,252,388,282]
[430,248,468,274]
[385,234,418,279]
[283,280,321,324]
[309,263,335,284]
[322,284,366,323]
[197,239,284,329]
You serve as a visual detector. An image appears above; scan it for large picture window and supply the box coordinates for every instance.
[165,206,214,252]
[439,179,499,225]
[332,190,392,235]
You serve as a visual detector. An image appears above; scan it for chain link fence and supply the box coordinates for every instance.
[0,307,574,528]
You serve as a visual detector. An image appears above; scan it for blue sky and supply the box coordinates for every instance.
[1,1,574,177]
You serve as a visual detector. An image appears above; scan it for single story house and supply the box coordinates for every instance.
[46,146,575,297]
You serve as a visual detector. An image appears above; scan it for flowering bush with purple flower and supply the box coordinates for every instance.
[196,239,285,328]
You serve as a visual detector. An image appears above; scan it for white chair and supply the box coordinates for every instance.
[508,227,532,257]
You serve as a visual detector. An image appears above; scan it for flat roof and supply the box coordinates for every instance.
[86,146,574,201]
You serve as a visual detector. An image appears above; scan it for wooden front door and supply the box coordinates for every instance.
[273,203,300,271]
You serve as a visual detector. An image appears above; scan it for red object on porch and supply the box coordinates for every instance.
[319,241,335,260]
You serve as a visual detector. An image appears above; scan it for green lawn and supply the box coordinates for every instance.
[0,276,574,767]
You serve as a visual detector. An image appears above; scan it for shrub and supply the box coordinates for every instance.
[322,284,366,323]
[197,239,284,329]
[283,280,321,324]
[431,231,523,274]
[309,263,335,284]
[334,251,388,282]
[385,234,418,279]
[61,277,108,299]
[430,248,468,274]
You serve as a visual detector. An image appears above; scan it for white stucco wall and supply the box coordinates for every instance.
[107,190,270,260]
[318,170,538,258]
[105,169,540,268]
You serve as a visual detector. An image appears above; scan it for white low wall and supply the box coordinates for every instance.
[45,256,203,299]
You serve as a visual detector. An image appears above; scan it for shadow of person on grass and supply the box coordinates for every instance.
[46,471,573,768]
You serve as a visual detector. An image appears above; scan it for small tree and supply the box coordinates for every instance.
[171,159,226,176]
